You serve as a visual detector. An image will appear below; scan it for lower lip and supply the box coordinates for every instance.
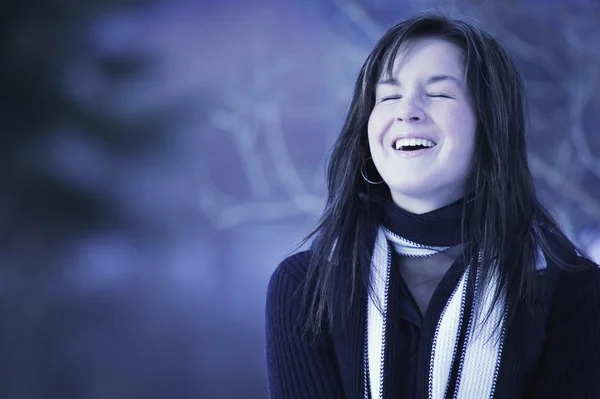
[392,146,436,157]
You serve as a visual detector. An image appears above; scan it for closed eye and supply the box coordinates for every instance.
[427,93,452,98]
[381,95,402,102]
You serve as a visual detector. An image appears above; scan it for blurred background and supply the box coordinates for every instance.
[2,0,599,398]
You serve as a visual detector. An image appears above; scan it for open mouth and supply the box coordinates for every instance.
[400,144,431,151]
[393,138,437,151]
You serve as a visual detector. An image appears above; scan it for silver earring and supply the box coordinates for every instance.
[361,157,384,185]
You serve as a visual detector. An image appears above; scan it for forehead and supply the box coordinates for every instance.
[378,37,466,81]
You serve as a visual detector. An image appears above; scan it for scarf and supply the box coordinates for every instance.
[364,198,547,399]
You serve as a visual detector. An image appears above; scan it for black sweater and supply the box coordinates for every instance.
[265,200,600,398]
[265,249,600,398]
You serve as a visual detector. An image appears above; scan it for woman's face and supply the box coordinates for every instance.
[367,37,477,214]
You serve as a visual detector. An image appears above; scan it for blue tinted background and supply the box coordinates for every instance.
[3,0,600,398]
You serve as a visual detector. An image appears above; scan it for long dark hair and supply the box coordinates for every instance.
[297,12,593,336]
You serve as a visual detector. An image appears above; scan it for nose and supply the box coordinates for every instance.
[394,97,425,122]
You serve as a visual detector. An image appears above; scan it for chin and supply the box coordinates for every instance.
[384,179,430,195]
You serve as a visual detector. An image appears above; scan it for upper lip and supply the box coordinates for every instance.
[389,133,438,147]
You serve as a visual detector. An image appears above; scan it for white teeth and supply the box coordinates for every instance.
[394,138,436,150]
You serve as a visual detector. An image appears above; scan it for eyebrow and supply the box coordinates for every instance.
[376,74,462,87]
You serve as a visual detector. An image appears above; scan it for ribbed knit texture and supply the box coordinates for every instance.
[265,199,600,398]
[382,197,473,247]
[265,251,346,398]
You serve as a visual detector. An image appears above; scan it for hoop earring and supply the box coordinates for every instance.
[361,157,384,185]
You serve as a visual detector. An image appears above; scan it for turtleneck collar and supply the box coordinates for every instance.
[382,195,474,248]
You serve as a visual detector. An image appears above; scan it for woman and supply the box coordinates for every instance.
[265,12,600,399]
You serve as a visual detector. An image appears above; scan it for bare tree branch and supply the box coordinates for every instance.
[198,0,600,233]
[529,153,600,222]
[330,0,385,41]
[563,29,600,180]
[209,110,271,200]
[199,191,322,229]
[198,23,334,229]
[261,103,308,196]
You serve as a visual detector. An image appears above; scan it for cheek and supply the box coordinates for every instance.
[367,108,389,141]
[461,115,478,154]
[454,117,477,166]
[441,106,476,141]
[438,108,477,164]
[367,111,379,144]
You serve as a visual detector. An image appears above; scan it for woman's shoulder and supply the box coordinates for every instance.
[266,250,314,306]
[265,250,317,331]
[269,250,313,286]
[538,228,600,295]
[548,256,600,319]
[556,256,600,288]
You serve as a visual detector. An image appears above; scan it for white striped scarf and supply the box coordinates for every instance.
[364,227,547,399]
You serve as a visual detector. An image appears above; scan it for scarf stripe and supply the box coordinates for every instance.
[430,266,470,399]
[366,227,455,399]
[453,265,507,398]
[365,229,392,399]
[446,269,476,398]
[365,226,533,399]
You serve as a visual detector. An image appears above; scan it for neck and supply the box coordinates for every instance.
[389,189,469,214]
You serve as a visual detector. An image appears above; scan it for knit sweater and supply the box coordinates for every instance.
[265,204,600,398]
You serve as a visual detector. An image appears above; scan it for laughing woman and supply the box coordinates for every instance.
[265,12,600,399]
